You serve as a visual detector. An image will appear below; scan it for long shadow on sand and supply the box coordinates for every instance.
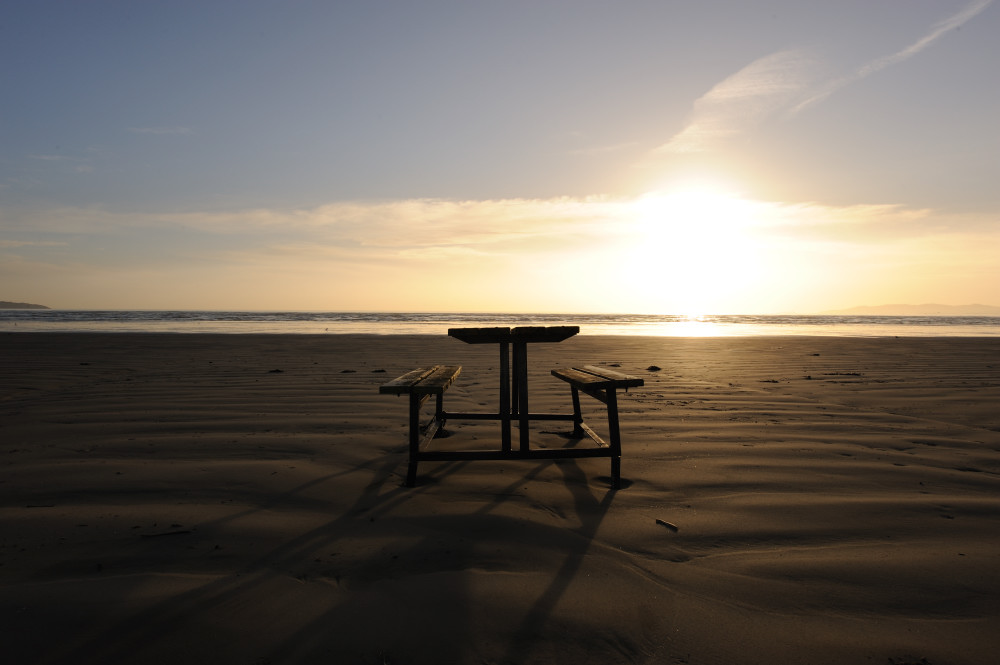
[39,438,616,665]
[258,454,616,664]
[498,459,616,665]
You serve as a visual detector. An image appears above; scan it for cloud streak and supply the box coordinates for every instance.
[656,50,818,154]
[792,0,994,114]
[658,0,994,154]
[28,154,74,162]
[5,194,998,312]
[127,126,193,135]
[0,239,67,248]
[5,193,994,259]
[0,197,631,270]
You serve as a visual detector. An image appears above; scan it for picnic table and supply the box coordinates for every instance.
[380,326,643,487]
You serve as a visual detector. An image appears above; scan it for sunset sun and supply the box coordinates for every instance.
[628,185,763,314]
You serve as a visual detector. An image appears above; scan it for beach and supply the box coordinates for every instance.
[2,332,999,665]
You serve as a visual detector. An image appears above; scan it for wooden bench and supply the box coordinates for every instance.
[550,365,644,489]
[379,365,462,486]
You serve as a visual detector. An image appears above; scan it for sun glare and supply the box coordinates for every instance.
[628,185,763,314]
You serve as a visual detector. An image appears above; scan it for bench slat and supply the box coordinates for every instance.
[551,366,644,389]
[579,365,644,388]
[552,367,607,388]
[412,365,462,395]
[379,366,440,395]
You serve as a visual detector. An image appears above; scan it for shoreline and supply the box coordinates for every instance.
[3,333,999,664]
[6,329,1000,339]
[4,312,1000,338]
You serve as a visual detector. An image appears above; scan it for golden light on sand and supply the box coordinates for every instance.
[628,185,763,314]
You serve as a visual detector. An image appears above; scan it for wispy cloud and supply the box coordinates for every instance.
[6,194,992,256]
[792,0,994,113]
[655,50,818,154]
[170,197,631,264]
[0,197,629,261]
[127,126,193,135]
[5,195,998,311]
[26,153,95,174]
[568,141,640,156]
[0,239,67,248]
[28,154,74,161]
[657,0,994,154]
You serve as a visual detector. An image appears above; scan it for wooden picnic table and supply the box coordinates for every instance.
[380,325,642,487]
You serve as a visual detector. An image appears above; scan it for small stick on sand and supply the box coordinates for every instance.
[655,519,679,532]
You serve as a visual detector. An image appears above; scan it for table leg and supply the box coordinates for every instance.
[514,341,530,451]
[406,391,421,487]
[499,341,511,452]
[606,388,622,489]
[570,385,584,437]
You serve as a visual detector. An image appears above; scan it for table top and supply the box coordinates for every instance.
[448,326,579,344]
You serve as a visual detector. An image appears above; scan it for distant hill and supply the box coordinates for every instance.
[823,303,1000,316]
[0,301,50,310]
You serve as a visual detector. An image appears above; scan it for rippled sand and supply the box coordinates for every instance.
[2,333,999,665]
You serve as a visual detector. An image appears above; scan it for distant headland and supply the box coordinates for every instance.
[823,303,1000,316]
[0,301,49,310]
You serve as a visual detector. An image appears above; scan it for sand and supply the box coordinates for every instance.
[2,332,999,665]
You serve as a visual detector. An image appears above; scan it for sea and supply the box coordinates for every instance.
[2,310,1000,337]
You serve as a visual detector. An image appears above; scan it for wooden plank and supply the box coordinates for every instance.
[551,367,609,389]
[551,366,643,390]
[580,365,644,388]
[581,387,610,405]
[510,326,579,343]
[443,411,575,422]
[449,325,579,344]
[379,366,439,394]
[578,422,607,447]
[419,417,443,450]
[416,448,613,462]
[412,365,462,395]
[448,327,511,344]
[518,412,576,421]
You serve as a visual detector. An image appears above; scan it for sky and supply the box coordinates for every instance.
[2,0,998,314]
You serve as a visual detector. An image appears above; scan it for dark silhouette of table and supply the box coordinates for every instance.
[380,325,642,487]
[448,325,579,452]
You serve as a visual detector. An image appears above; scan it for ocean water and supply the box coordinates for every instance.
[2,310,1000,337]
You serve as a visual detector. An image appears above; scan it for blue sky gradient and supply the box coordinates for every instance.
[2,1,998,312]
